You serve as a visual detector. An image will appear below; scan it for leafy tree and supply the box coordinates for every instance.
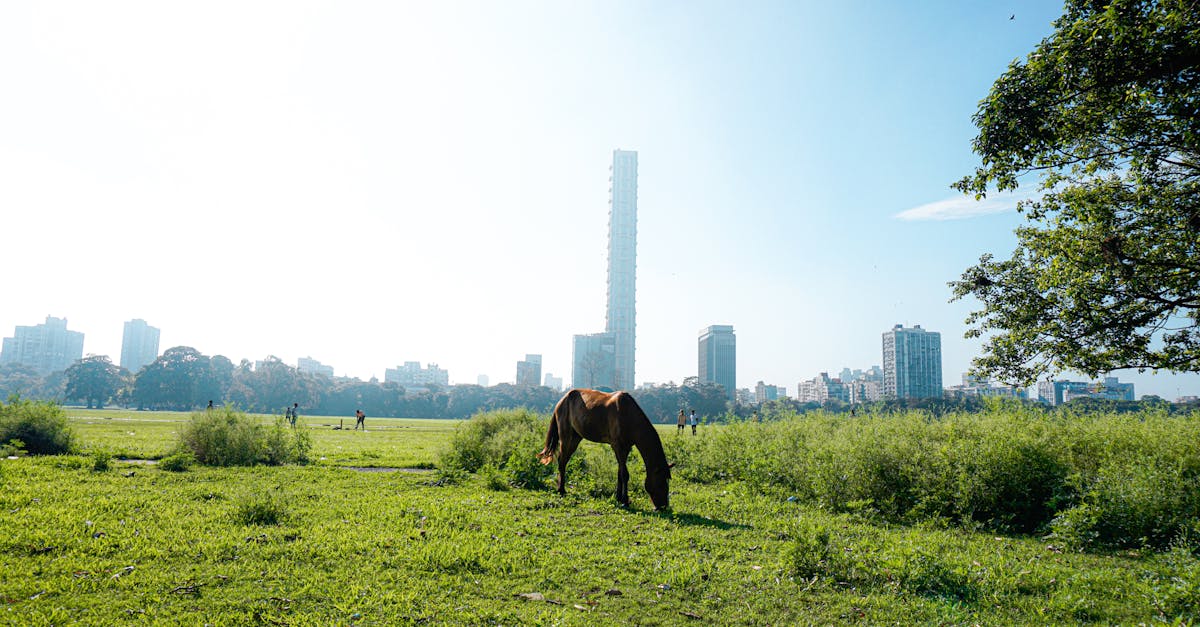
[951,0,1200,384]
[0,364,44,401]
[133,346,212,410]
[64,355,125,408]
[230,356,319,414]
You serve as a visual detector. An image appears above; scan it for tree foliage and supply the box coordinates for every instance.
[951,0,1200,384]
[64,355,126,409]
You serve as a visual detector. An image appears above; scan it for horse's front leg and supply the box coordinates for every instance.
[613,444,631,506]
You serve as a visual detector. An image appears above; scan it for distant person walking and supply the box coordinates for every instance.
[676,409,686,433]
[689,409,698,436]
[354,409,366,431]
[207,400,214,411]
[289,403,299,427]
[284,405,293,423]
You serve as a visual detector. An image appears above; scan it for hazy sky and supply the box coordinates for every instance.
[3,1,1197,400]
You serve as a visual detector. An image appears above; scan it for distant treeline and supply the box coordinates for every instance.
[1,348,1191,419]
[0,347,726,420]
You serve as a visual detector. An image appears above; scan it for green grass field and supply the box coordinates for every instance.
[3,410,1200,625]
[64,408,458,468]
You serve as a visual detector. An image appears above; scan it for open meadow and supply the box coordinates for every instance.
[3,407,1200,625]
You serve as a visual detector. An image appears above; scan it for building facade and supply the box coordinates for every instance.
[120,318,160,374]
[572,332,616,390]
[384,362,449,387]
[882,324,943,400]
[297,356,334,378]
[0,316,85,375]
[947,374,1028,400]
[797,372,850,404]
[698,324,736,400]
[515,354,542,386]
[543,373,563,391]
[1038,376,1134,405]
[605,149,638,391]
[754,381,782,404]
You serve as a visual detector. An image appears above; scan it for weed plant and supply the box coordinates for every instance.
[178,407,311,467]
[664,406,1200,550]
[232,492,289,525]
[90,450,111,472]
[440,409,554,488]
[0,396,74,455]
[157,450,195,472]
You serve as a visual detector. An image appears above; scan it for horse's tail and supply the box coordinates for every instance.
[537,416,558,465]
[538,391,569,464]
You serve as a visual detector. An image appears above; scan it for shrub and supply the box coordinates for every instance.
[1052,461,1200,550]
[158,450,195,472]
[0,397,74,455]
[785,516,834,579]
[1,439,26,457]
[232,493,288,525]
[480,463,510,491]
[178,407,309,467]
[439,408,547,473]
[91,450,112,472]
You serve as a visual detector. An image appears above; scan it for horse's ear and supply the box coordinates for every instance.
[667,462,676,469]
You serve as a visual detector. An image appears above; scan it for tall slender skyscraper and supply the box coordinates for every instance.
[605,149,638,391]
[882,324,943,399]
[698,325,737,400]
[120,319,160,373]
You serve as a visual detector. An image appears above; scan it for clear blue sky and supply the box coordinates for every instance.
[2,1,1196,400]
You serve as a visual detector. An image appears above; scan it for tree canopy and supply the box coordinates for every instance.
[951,0,1200,384]
[63,355,126,409]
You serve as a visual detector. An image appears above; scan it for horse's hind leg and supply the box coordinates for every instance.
[556,432,582,495]
[613,444,631,506]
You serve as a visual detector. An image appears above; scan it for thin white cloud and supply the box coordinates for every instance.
[895,190,1028,221]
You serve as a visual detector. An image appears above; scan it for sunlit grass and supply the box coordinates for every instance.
[65,408,459,467]
[2,408,1198,624]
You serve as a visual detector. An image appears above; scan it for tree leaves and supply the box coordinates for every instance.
[952,0,1200,384]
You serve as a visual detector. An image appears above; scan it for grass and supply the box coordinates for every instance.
[2,410,1199,624]
[64,408,457,467]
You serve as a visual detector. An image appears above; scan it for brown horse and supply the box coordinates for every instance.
[537,388,673,510]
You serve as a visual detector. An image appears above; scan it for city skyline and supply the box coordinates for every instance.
[0,312,1171,403]
[2,2,1198,400]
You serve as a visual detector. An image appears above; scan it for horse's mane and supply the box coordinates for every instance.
[617,392,669,473]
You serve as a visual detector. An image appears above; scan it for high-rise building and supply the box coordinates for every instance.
[572,332,616,390]
[698,325,736,400]
[120,319,160,373]
[606,149,638,391]
[477,374,490,387]
[0,316,85,375]
[515,354,542,386]
[297,356,334,378]
[543,373,563,392]
[882,324,943,399]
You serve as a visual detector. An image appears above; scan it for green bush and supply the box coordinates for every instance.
[665,407,1200,549]
[785,516,834,579]
[0,397,74,455]
[178,407,309,467]
[1,439,26,457]
[480,463,510,491]
[439,408,546,473]
[158,450,195,472]
[91,450,112,472]
[232,493,288,525]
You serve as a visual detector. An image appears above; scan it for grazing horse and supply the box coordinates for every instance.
[537,388,673,510]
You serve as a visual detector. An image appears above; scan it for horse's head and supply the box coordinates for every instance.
[645,462,674,511]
